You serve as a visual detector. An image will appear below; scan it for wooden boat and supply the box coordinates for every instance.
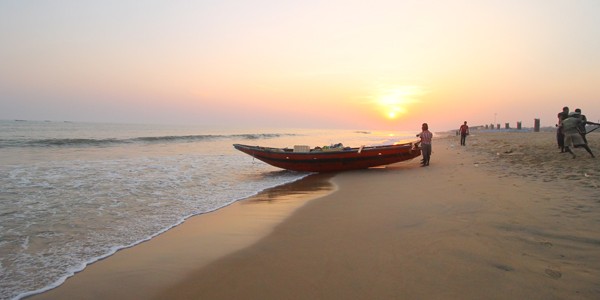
[233,142,421,172]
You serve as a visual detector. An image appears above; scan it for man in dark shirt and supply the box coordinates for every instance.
[459,121,469,146]
[557,106,569,152]
[575,108,588,144]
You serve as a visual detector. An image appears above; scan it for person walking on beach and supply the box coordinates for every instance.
[561,111,596,158]
[416,123,433,166]
[459,121,469,146]
[557,106,569,152]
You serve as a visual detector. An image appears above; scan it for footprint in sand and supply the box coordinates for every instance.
[545,268,562,279]
[494,264,514,272]
[539,241,553,248]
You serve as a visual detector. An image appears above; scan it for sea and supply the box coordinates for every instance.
[0,120,417,300]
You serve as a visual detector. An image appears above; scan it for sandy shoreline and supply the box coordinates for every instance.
[29,131,600,299]
[28,174,335,300]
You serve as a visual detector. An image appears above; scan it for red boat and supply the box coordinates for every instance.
[233,142,421,172]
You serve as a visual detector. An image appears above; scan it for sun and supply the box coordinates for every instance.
[374,85,425,120]
[385,106,405,119]
[379,94,406,120]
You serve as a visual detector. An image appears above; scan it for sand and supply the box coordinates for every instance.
[29,131,600,300]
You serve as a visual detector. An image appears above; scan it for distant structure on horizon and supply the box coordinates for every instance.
[474,118,542,132]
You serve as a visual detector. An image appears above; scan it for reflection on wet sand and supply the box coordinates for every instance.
[243,173,335,204]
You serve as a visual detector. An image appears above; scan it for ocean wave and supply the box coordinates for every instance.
[0,133,297,148]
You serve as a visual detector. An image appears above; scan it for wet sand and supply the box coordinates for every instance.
[31,131,600,299]
[28,174,335,300]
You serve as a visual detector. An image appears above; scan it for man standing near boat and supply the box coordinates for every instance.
[416,123,433,166]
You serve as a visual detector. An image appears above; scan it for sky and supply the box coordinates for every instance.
[1,0,600,131]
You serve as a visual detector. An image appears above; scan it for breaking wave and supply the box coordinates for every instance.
[0,133,297,148]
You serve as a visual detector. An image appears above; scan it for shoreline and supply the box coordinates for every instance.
[29,131,600,299]
[27,173,336,300]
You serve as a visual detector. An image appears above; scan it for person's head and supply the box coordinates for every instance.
[575,108,582,113]
[563,106,569,112]
[464,121,467,125]
[422,123,428,130]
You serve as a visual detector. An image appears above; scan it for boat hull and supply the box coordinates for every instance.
[233,143,421,172]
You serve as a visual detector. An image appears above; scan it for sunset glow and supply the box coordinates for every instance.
[2,1,600,131]
[374,86,425,121]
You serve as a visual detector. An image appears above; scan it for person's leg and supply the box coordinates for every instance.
[564,135,574,157]
[564,146,576,158]
[581,144,595,158]
[558,129,565,152]
[421,145,430,166]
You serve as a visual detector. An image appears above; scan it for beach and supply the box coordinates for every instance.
[29,131,600,300]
